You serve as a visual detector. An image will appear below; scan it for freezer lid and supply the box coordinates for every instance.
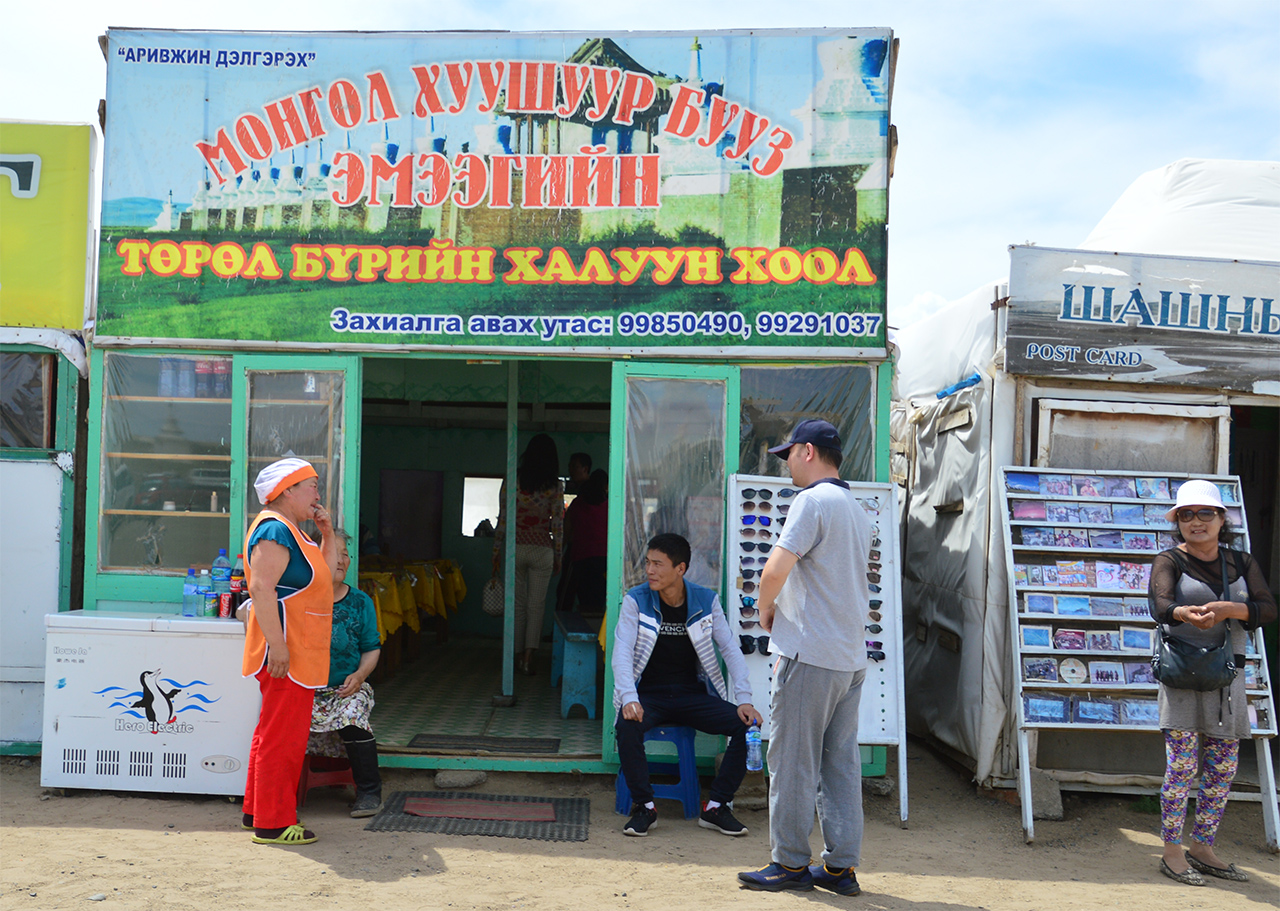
[45,612,166,632]
[151,617,247,637]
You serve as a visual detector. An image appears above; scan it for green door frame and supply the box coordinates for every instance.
[602,361,741,768]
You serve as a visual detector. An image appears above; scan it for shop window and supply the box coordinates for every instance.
[462,476,503,536]
[739,365,875,481]
[1,352,55,449]
[99,352,232,573]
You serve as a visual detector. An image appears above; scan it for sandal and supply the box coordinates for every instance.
[1186,853,1249,882]
[1159,859,1206,886]
[252,824,318,845]
[241,813,254,831]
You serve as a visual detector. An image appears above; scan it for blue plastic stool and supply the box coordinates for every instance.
[614,725,701,819]
[551,611,598,719]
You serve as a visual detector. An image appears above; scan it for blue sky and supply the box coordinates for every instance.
[3,0,1276,327]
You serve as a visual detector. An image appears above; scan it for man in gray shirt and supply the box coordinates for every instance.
[738,419,873,896]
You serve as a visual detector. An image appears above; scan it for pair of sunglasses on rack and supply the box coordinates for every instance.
[741,514,771,526]
[740,488,773,500]
[740,542,772,553]
[868,549,881,561]
[739,581,757,593]
[867,649,886,662]
[741,528,772,539]
[868,610,882,622]
[740,634,771,655]
[742,500,772,513]
[866,623,882,634]
[740,568,759,580]
[867,572,881,584]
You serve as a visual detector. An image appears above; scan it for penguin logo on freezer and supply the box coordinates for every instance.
[201,755,242,773]
[132,669,182,727]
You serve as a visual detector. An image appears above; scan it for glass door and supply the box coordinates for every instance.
[604,363,738,759]
[231,355,361,578]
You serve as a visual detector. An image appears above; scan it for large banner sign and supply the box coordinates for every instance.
[97,29,892,353]
[1006,246,1280,394]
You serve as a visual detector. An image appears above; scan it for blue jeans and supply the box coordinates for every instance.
[615,684,748,805]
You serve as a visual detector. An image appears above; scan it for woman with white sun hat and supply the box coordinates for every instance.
[1147,479,1275,885]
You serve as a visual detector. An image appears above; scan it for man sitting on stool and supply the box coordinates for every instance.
[613,533,761,837]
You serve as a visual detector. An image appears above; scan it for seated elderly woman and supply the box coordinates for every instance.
[305,530,384,817]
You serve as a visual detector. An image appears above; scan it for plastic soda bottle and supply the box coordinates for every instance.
[181,568,199,617]
[197,569,214,617]
[224,554,245,618]
[745,724,763,771]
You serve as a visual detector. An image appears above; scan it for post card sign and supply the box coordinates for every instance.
[98,29,893,353]
[1006,246,1280,394]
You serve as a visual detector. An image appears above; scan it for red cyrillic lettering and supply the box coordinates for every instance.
[475,61,507,113]
[411,64,447,116]
[414,153,451,207]
[663,85,705,139]
[331,151,366,206]
[370,152,413,207]
[613,72,656,126]
[452,153,488,208]
[364,71,400,123]
[195,127,248,185]
[557,65,592,117]
[584,66,622,121]
[443,62,473,114]
[263,96,310,151]
[328,79,362,128]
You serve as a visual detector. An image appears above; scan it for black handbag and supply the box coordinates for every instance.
[1151,552,1238,692]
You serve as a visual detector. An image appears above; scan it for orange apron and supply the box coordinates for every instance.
[241,510,333,688]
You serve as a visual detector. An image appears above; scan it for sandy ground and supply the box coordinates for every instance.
[2,741,1277,911]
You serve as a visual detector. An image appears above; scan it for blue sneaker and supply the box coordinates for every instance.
[737,862,814,892]
[810,863,861,896]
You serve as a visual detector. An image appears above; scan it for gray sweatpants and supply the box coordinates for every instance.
[767,657,866,869]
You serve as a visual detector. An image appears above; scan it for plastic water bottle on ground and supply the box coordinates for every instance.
[181,568,199,617]
[746,724,763,771]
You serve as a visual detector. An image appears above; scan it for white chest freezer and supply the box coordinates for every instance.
[42,612,261,795]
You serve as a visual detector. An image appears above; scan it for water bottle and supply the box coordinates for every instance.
[197,569,213,617]
[212,548,233,617]
[158,358,176,397]
[181,568,199,617]
[745,724,763,772]
[177,358,195,398]
[195,358,212,398]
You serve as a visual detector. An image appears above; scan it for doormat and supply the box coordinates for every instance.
[365,791,590,842]
[406,734,561,753]
[404,795,556,821]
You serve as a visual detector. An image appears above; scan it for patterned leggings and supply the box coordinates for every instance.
[1161,729,1239,845]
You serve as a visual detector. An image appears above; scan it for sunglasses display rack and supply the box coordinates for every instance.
[998,467,1277,843]
[730,473,908,828]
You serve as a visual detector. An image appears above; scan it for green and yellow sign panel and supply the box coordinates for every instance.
[99,29,892,354]
[0,122,95,330]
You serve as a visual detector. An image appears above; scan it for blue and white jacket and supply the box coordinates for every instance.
[611,579,754,712]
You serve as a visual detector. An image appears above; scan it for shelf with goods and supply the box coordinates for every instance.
[999,466,1278,844]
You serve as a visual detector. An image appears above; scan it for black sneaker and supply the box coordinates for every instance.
[623,803,657,836]
[810,863,861,895]
[699,803,748,836]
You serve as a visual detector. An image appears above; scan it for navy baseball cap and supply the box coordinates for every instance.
[768,419,842,458]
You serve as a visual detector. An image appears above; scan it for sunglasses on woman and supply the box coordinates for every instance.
[1175,507,1222,522]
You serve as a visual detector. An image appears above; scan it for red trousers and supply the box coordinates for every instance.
[243,669,315,829]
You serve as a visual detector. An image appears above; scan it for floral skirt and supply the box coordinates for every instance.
[305,683,375,758]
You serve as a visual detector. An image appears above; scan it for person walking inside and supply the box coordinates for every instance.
[737,420,872,895]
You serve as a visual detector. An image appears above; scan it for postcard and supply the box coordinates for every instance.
[1020,526,1057,547]
[1090,660,1124,684]
[1227,506,1244,526]
[1028,564,1044,585]
[1055,595,1091,616]
[1025,593,1056,614]
[1157,532,1178,551]
[1045,502,1080,524]
[1041,565,1059,585]
[1055,529,1090,549]
[1073,696,1121,725]
[1124,597,1150,618]
[1084,561,1098,587]
[1119,562,1151,591]
[1103,476,1137,498]
[1053,628,1087,650]
[1120,699,1159,726]
[1122,531,1158,552]
[1072,475,1105,497]
[1244,661,1266,689]
[1094,562,1122,589]
[1040,474,1072,496]
[1089,530,1124,549]
[1112,504,1145,526]
[1011,499,1048,521]
[1056,560,1089,587]
[1144,504,1170,528]
[1021,625,1053,649]
[1023,693,1070,724]
[1090,597,1124,617]
[1006,471,1041,493]
[1022,656,1059,683]
[1058,657,1087,684]
[1013,564,1028,587]
[1120,626,1152,651]
[1078,503,1113,525]
[1088,630,1122,652]
[1216,482,1238,506]
[1136,477,1170,500]
[1124,662,1156,685]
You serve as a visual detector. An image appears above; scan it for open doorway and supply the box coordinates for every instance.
[358,357,612,759]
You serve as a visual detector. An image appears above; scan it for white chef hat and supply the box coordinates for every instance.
[254,458,317,505]
[1164,479,1225,521]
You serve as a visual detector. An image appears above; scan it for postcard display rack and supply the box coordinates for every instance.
[730,474,908,827]
[999,468,1277,845]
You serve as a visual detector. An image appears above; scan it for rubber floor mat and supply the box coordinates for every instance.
[366,791,590,842]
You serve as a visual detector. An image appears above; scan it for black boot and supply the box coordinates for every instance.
[343,732,383,818]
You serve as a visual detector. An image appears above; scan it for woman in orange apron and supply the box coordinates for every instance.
[240,458,336,845]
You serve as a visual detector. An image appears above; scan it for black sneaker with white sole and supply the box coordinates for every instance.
[623,803,657,836]
[699,803,748,836]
